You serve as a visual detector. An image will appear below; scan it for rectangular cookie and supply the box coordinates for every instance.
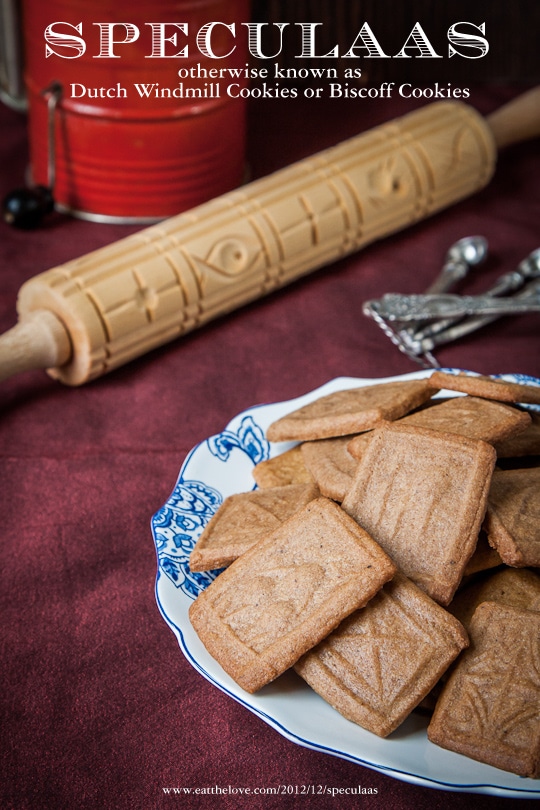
[189,497,396,693]
[189,482,320,571]
[300,436,359,502]
[342,423,496,605]
[295,573,468,737]
[494,410,540,458]
[448,567,540,629]
[383,395,532,444]
[252,445,314,488]
[347,395,531,459]
[346,431,373,461]
[429,371,540,405]
[461,531,502,578]
[266,379,437,442]
[428,601,540,778]
[483,467,540,567]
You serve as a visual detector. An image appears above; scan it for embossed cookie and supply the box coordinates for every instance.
[252,445,314,488]
[347,396,531,459]
[483,467,540,567]
[295,573,468,737]
[495,411,540,458]
[188,497,396,693]
[449,567,540,629]
[266,379,437,442]
[189,483,320,572]
[342,423,496,605]
[429,371,540,405]
[428,601,540,777]
[300,436,359,502]
[388,395,530,443]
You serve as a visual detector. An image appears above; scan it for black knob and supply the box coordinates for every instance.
[2,185,55,229]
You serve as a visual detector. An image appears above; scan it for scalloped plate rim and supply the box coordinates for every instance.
[151,368,540,798]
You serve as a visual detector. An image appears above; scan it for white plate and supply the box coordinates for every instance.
[151,369,540,798]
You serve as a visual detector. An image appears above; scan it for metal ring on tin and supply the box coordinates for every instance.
[2,81,62,229]
[43,81,62,192]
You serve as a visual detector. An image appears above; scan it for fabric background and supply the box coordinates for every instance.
[1,83,539,809]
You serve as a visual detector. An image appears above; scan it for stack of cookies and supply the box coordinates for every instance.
[188,372,540,779]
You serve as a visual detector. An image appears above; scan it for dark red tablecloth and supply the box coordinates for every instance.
[1,85,539,810]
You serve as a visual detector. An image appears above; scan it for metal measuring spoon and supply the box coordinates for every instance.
[412,246,540,346]
[362,236,489,367]
[392,236,488,358]
[424,235,488,295]
[416,249,540,352]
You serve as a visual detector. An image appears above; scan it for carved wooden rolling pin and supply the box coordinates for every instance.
[2,88,539,385]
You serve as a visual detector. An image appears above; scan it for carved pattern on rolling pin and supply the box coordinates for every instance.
[16,101,495,385]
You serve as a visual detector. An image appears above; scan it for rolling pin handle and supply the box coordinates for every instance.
[0,310,72,382]
[487,86,540,149]
[3,83,61,230]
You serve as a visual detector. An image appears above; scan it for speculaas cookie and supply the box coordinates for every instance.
[252,445,314,488]
[342,423,496,605]
[429,371,540,405]
[494,411,540,458]
[300,436,359,502]
[386,395,530,444]
[428,601,540,778]
[266,379,437,442]
[295,573,468,737]
[448,567,540,629]
[346,432,374,461]
[461,531,502,578]
[483,467,540,567]
[348,396,531,458]
[189,482,320,572]
[188,497,396,693]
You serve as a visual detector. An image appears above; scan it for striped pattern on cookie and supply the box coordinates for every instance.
[342,423,496,605]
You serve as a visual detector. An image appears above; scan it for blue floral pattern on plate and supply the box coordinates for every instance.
[150,371,540,799]
[208,415,268,464]
[152,415,270,597]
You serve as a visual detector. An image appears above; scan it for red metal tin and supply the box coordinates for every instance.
[22,1,250,221]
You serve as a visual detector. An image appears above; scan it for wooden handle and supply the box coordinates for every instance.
[0,311,71,383]
[486,86,540,149]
